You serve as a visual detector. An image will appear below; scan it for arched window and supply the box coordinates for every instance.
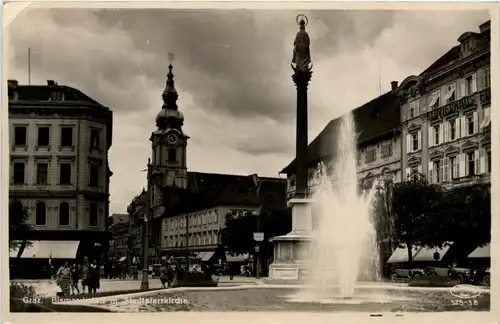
[59,202,70,226]
[35,202,47,226]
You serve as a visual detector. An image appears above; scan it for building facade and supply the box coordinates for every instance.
[282,81,402,199]
[8,79,113,261]
[399,20,491,188]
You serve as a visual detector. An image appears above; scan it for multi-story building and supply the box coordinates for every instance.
[281,81,402,198]
[399,20,491,189]
[8,79,113,263]
[108,213,129,260]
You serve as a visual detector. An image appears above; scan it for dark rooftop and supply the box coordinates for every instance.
[7,80,104,107]
[160,172,286,217]
[420,20,490,77]
[281,90,400,174]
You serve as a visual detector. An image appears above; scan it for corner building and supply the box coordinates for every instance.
[398,20,491,188]
[8,80,113,268]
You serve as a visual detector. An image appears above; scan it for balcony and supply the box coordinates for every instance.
[442,173,491,189]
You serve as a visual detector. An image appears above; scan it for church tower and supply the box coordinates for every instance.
[150,58,189,212]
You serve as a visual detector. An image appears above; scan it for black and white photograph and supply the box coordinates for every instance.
[5,3,493,315]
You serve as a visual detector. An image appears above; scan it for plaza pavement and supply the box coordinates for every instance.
[12,276,261,297]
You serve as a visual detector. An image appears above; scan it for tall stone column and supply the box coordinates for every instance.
[289,15,313,234]
[268,15,314,281]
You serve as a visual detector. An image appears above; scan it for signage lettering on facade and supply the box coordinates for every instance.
[428,96,475,120]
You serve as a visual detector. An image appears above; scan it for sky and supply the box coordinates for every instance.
[6,5,489,214]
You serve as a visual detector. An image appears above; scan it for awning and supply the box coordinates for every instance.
[386,245,419,263]
[119,256,127,262]
[17,240,80,259]
[413,244,451,262]
[199,251,215,261]
[225,252,249,262]
[468,244,490,258]
[480,115,491,129]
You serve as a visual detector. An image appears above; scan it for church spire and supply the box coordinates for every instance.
[162,53,178,110]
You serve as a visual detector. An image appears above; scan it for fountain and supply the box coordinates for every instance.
[291,112,382,302]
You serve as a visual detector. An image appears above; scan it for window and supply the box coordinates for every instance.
[467,152,475,176]
[381,141,393,158]
[89,203,98,227]
[61,127,73,147]
[59,202,70,226]
[168,149,177,163]
[450,119,457,140]
[37,127,50,147]
[450,156,458,179]
[483,66,490,88]
[466,76,473,95]
[36,163,49,185]
[90,164,99,187]
[60,163,71,184]
[35,202,47,226]
[467,115,475,136]
[408,100,419,118]
[13,163,25,184]
[434,125,440,145]
[429,90,440,109]
[411,133,419,151]
[434,160,441,183]
[90,129,100,150]
[14,126,27,146]
[364,147,376,163]
[445,84,456,103]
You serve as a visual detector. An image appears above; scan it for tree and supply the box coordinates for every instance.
[9,201,32,258]
[221,209,292,257]
[391,175,446,265]
[371,179,397,263]
[436,184,490,249]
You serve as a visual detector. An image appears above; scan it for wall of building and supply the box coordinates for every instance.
[9,116,109,231]
[400,40,490,189]
[161,205,260,252]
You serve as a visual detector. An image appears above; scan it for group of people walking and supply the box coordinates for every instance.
[53,260,101,297]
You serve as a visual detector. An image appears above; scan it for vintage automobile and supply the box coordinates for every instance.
[471,267,490,286]
[425,266,471,283]
[391,268,426,282]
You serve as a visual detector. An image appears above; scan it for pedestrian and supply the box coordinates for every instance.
[49,264,56,284]
[70,263,81,295]
[159,264,168,288]
[87,260,100,297]
[81,261,89,294]
[56,262,71,296]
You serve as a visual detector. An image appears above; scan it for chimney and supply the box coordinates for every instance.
[7,79,18,88]
[47,80,56,87]
[391,81,398,93]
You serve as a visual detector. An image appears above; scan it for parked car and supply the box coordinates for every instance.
[471,267,490,286]
[426,266,471,283]
[391,268,426,282]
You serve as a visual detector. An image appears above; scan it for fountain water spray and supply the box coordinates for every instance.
[299,112,382,301]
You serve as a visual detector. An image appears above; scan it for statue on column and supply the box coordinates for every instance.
[292,15,312,72]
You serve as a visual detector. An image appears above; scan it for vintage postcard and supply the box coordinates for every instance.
[3,1,498,324]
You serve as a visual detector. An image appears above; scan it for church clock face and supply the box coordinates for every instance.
[167,133,178,145]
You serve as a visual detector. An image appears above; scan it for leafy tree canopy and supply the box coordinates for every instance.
[9,201,32,257]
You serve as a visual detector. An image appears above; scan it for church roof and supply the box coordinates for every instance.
[281,91,400,174]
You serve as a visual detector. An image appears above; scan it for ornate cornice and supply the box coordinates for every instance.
[461,140,479,152]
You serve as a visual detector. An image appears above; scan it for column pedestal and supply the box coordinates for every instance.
[268,198,314,280]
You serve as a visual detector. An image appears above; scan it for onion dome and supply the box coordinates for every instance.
[156,64,184,131]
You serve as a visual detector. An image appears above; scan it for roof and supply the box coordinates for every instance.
[420,20,491,77]
[162,172,285,217]
[281,91,400,174]
[258,178,287,213]
[419,46,460,76]
[8,83,103,106]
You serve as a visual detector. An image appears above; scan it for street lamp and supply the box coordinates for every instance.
[140,159,152,290]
